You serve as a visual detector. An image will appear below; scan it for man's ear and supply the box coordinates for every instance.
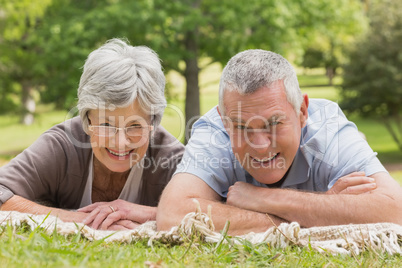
[217,106,231,131]
[299,94,309,128]
[217,106,227,124]
[217,106,226,126]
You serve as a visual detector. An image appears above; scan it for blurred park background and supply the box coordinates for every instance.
[0,0,401,177]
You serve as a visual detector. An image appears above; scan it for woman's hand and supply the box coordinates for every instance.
[78,199,156,230]
[326,172,377,195]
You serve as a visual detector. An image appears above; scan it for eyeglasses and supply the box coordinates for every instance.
[88,124,154,137]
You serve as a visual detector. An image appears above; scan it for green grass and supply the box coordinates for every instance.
[1,224,402,267]
[0,108,68,155]
[298,72,343,88]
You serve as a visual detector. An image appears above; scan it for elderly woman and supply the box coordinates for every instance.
[0,39,184,230]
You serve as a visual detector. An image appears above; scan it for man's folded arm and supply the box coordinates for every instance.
[156,173,285,235]
[227,171,402,227]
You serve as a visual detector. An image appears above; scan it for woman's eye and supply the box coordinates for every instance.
[130,124,142,129]
[100,123,111,126]
[235,125,246,130]
[270,121,280,126]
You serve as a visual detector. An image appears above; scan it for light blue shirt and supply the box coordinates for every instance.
[175,99,386,197]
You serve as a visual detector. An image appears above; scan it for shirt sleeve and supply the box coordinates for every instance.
[174,119,238,197]
[325,123,387,189]
[0,130,68,206]
[305,101,387,190]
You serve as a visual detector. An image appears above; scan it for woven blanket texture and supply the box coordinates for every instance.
[1,207,402,255]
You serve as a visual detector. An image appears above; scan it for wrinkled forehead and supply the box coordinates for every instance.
[224,83,288,110]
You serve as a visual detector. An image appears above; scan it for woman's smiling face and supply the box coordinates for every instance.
[87,100,152,173]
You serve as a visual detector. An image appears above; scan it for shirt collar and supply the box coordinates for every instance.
[281,147,310,188]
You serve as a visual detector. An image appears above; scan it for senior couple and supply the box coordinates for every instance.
[1,39,401,233]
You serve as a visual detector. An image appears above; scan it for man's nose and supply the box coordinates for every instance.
[247,131,272,153]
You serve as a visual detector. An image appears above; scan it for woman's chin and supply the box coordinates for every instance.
[101,153,132,173]
[105,163,131,173]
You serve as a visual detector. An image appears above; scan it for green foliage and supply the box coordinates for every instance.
[0,0,52,40]
[299,0,367,85]
[34,0,146,109]
[301,47,339,75]
[302,48,325,69]
[0,81,19,113]
[1,0,368,120]
[341,0,402,150]
[0,0,53,116]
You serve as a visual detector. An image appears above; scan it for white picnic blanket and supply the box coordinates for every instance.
[1,202,402,255]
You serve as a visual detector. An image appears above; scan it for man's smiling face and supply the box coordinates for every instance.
[221,80,308,184]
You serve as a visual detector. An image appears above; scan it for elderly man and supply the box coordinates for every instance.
[157,49,402,235]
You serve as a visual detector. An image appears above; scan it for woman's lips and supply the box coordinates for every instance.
[106,148,134,160]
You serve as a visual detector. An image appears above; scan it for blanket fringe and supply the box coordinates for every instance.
[1,203,401,255]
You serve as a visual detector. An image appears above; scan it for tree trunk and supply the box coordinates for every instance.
[183,30,200,144]
[383,118,402,152]
[362,0,370,13]
[21,80,35,125]
[326,67,334,86]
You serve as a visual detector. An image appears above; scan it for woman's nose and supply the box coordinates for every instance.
[115,128,131,147]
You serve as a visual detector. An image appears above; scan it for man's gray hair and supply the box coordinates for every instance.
[77,38,166,132]
[218,49,303,115]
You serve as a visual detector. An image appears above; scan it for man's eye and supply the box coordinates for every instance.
[270,121,280,126]
[100,123,111,126]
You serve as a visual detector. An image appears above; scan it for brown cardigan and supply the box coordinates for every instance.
[0,116,184,208]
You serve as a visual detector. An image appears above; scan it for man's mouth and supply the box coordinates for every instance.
[252,153,279,163]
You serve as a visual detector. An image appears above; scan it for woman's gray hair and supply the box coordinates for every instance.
[77,38,166,133]
[218,49,303,115]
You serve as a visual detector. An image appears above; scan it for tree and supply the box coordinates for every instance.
[0,0,52,124]
[299,0,367,85]
[41,0,313,142]
[36,0,151,110]
[0,0,150,115]
[140,0,355,142]
[1,0,368,136]
[340,0,402,151]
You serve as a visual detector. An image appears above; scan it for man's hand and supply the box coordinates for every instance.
[227,182,262,211]
[157,173,282,235]
[78,199,156,230]
[326,171,377,195]
[226,172,378,214]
